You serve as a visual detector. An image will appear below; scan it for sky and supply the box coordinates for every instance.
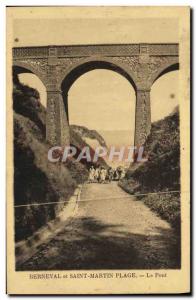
[14,9,179,147]
[13,18,179,46]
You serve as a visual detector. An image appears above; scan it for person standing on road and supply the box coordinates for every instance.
[100,167,107,183]
[119,167,126,180]
[88,166,95,183]
[108,167,114,182]
[113,168,119,181]
[94,166,100,183]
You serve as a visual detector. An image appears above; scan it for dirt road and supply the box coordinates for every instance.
[19,182,180,270]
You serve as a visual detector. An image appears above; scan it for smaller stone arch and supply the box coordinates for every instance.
[60,58,138,125]
[153,63,179,84]
[13,61,47,88]
[150,64,179,123]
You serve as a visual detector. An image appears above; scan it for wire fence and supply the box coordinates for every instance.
[14,189,183,208]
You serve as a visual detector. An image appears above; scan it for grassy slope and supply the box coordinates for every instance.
[13,77,106,241]
[119,108,180,229]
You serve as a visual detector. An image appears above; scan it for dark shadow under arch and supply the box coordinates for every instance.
[61,60,137,123]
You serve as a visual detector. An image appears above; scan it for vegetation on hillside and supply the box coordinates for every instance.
[119,107,180,230]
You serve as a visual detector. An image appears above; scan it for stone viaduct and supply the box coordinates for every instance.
[13,44,179,147]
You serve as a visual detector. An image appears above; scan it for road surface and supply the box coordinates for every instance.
[19,182,180,270]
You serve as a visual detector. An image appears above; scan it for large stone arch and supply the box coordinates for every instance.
[59,56,138,92]
[59,58,137,129]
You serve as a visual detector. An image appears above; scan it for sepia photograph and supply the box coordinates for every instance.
[6,6,190,294]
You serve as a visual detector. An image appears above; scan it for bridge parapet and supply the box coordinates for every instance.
[13,43,179,59]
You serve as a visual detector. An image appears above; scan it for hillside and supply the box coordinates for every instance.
[13,75,107,241]
[71,124,107,148]
[119,107,180,229]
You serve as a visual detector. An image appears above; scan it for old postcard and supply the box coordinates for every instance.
[7,6,190,294]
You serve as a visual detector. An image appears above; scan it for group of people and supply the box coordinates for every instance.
[88,165,126,183]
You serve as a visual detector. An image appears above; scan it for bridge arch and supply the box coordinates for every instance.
[60,58,138,93]
[13,61,47,88]
[151,61,179,86]
[67,69,136,150]
[60,59,137,131]
[13,44,179,147]
[13,62,47,109]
